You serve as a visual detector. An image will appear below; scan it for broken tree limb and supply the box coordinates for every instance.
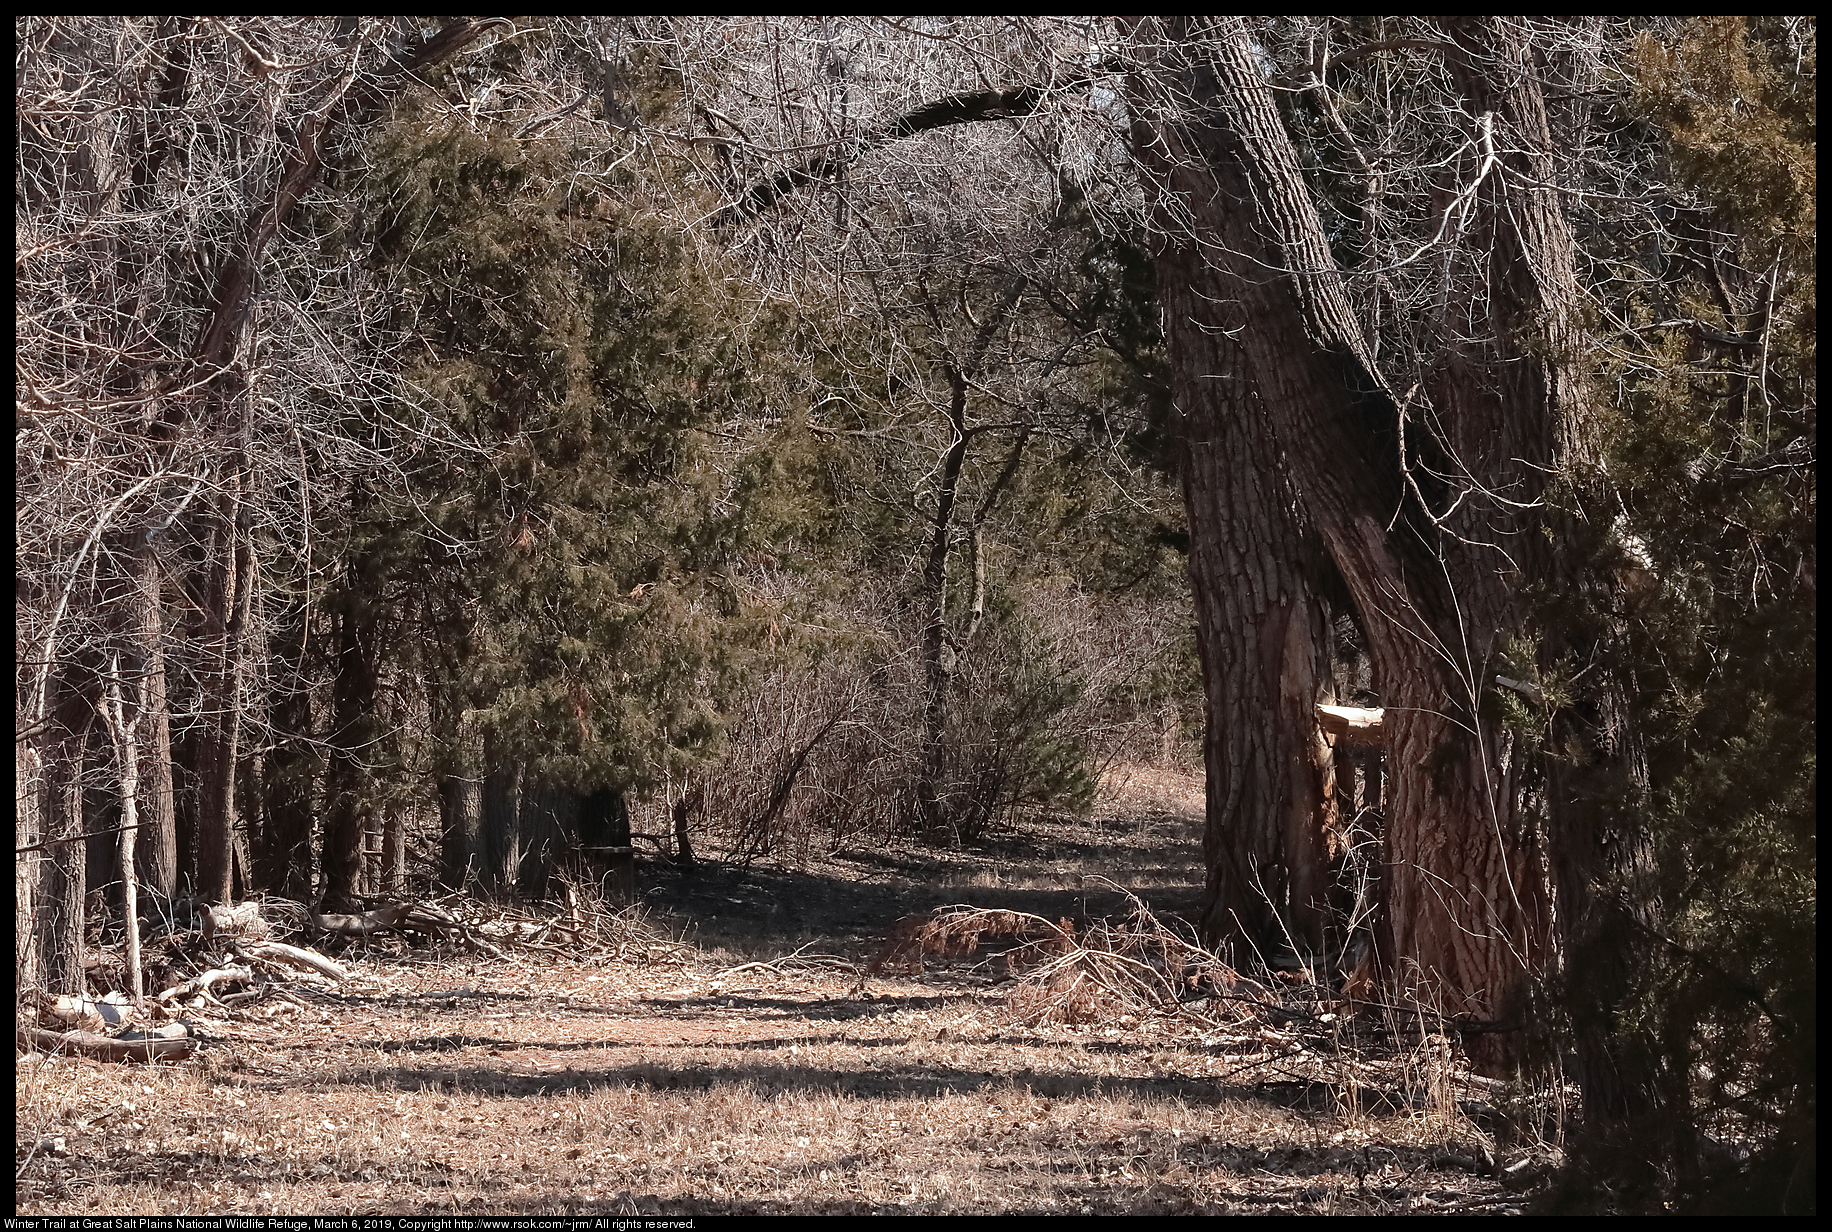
[1317,704,1386,748]
[310,903,412,939]
[235,939,349,981]
[1493,675,1545,706]
[18,1024,199,1063]
[154,964,253,1006]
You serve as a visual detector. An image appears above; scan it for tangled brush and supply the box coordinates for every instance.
[874,877,1279,1026]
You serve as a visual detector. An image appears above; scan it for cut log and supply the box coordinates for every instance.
[38,992,136,1030]
[1317,704,1386,748]
[202,901,269,940]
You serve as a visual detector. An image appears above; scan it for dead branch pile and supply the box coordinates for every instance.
[870,881,1551,1133]
[875,882,1283,1027]
[452,877,694,966]
[16,898,359,1063]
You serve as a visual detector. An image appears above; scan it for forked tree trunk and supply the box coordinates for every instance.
[1141,19,1558,1038]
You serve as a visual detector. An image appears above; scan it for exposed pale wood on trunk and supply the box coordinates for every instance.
[1317,705,1386,748]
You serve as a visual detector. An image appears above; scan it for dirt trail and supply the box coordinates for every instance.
[641,761,1210,964]
[15,764,1519,1215]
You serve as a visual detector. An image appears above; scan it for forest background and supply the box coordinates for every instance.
[15,16,1813,1213]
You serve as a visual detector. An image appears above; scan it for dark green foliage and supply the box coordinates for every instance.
[1537,17,1814,1214]
[344,90,797,802]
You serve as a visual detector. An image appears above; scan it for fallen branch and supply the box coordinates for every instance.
[154,964,253,1006]
[235,939,349,981]
[311,903,413,939]
[18,1024,199,1063]
[721,943,861,979]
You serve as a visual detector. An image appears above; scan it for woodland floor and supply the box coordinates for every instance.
[15,763,1538,1216]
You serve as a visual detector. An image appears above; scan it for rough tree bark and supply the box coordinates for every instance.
[1436,17,1656,1106]
[439,773,485,892]
[1144,208,1341,961]
[1142,18,1556,1037]
[481,732,525,895]
[36,668,100,995]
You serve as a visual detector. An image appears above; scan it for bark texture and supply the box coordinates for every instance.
[1150,222,1339,961]
[1139,18,1564,1034]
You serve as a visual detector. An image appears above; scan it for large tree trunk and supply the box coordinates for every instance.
[380,802,407,898]
[439,773,485,891]
[437,712,485,891]
[1144,19,1556,1037]
[257,604,319,902]
[36,669,99,995]
[481,729,524,894]
[1438,18,1657,1110]
[1148,224,1340,963]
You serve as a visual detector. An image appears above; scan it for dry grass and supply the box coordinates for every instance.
[15,763,1535,1215]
